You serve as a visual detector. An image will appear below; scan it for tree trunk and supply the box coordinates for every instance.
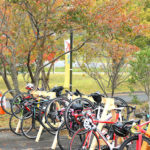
[111,59,117,97]
[10,63,19,90]
[41,69,47,90]
[45,63,54,90]
[34,51,43,89]
[27,50,35,84]
[9,48,19,90]
[148,95,150,115]
[1,70,12,92]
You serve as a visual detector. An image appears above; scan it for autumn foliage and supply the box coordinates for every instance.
[0,0,149,92]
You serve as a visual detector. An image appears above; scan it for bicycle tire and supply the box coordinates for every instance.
[113,97,129,121]
[65,98,95,134]
[69,128,100,150]
[1,89,20,115]
[57,122,74,150]
[38,100,57,135]
[9,114,23,136]
[45,97,70,131]
[21,113,40,139]
[11,92,33,119]
[119,135,150,150]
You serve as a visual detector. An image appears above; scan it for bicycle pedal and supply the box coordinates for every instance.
[101,145,110,150]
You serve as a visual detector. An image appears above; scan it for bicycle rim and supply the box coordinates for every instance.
[119,135,150,150]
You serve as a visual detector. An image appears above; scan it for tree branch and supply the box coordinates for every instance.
[38,39,89,72]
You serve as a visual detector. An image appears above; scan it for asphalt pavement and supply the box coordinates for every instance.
[0,131,60,150]
[114,92,148,103]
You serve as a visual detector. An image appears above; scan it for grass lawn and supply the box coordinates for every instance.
[0,73,143,94]
[0,114,10,128]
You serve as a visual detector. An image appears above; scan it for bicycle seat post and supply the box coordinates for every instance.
[97,105,101,120]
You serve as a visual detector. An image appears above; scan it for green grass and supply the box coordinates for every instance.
[45,73,143,94]
[0,114,10,128]
[0,73,143,94]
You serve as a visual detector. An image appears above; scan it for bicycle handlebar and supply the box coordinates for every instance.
[116,104,136,114]
[122,119,140,128]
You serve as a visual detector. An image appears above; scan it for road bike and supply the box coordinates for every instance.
[69,105,135,150]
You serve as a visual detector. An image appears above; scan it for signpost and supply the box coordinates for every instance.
[64,30,73,91]
[70,30,73,92]
[64,39,70,89]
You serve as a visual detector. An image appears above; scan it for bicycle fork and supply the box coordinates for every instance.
[82,130,93,149]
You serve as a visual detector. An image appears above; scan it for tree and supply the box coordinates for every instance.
[0,0,65,90]
[0,1,22,91]
[0,0,88,91]
[76,41,139,96]
[129,47,150,113]
[64,0,147,96]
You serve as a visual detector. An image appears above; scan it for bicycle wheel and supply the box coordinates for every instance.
[69,128,100,150]
[45,97,70,131]
[21,113,40,139]
[65,98,95,134]
[58,122,74,150]
[113,97,129,121]
[11,92,33,119]
[1,89,20,115]
[9,114,22,136]
[38,100,57,135]
[119,135,150,150]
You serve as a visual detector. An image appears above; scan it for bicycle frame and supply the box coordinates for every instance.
[71,109,126,150]
[134,120,150,135]
[130,120,150,150]
[95,127,127,150]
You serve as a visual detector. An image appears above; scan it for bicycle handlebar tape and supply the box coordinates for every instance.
[141,123,150,150]
[90,98,115,150]
[0,93,6,115]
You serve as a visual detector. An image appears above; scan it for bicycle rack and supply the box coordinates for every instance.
[90,97,115,150]
[34,91,56,142]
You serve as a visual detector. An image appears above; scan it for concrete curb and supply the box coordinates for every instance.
[0,128,10,131]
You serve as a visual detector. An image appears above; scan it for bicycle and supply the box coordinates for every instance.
[65,92,130,134]
[119,119,150,149]
[69,105,135,150]
[20,99,48,139]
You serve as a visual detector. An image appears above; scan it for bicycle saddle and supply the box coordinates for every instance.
[50,86,64,97]
[89,92,103,104]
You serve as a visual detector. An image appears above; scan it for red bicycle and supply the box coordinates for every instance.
[69,106,134,150]
[119,120,150,150]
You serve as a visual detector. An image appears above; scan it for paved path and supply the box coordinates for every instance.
[0,131,60,150]
[114,92,147,103]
